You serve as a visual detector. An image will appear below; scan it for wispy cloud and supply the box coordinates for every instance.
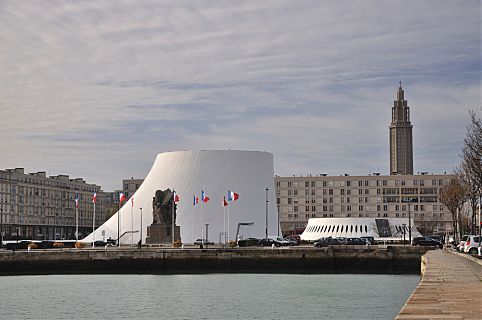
[0,0,479,190]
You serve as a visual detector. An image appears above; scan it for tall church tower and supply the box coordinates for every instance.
[389,82,413,175]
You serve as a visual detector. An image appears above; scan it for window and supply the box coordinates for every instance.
[358,189,363,195]
[305,181,309,188]
[347,181,351,187]
[288,181,292,187]
[341,189,345,195]
[347,189,351,195]
[311,189,315,196]
[383,205,388,211]
[322,181,327,187]
[305,206,309,212]
[312,206,316,211]
[329,197,333,203]
[311,181,315,187]
[377,205,381,211]
[288,198,292,204]
[359,205,363,211]
[294,206,298,212]
[293,190,298,196]
[288,190,292,195]
[328,189,333,195]
[365,189,369,195]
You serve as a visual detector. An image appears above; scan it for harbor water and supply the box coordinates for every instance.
[0,273,418,319]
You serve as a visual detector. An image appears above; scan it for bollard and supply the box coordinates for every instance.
[271,243,275,250]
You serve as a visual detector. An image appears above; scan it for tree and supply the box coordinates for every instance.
[439,175,466,241]
[461,110,482,234]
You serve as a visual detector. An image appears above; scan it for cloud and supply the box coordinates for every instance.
[0,0,479,190]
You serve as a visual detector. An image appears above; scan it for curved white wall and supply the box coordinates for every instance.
[83,150,278,244]
[301,217,422,241]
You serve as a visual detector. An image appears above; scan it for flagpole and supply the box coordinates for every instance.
[227,204,230,242]
[131,199,133,247]
[117,199,120,247]
[75,206,79,241]
[201,195,204,242]
[223,202,226,244]
[192,196,194,244]
[92,200,96,248]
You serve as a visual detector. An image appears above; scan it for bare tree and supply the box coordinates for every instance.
[439,175,466,241]
[461,110,482,235]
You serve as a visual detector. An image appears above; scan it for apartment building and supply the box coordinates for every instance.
[275,173,453,236]
[0,168,109,240]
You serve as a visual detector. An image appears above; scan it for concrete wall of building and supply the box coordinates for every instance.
[276,173,454,236]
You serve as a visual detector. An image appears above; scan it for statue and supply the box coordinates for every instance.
[152,189,176,225]
[147,188,180,244]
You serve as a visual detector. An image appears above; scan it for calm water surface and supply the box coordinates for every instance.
[0,273,418,320]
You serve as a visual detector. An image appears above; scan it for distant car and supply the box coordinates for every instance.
[267,236,291,246]
[94,240,107,247]
[106,238,117,246]
[194,239,214,245]
[457,235,470,252]
[336,237,347,245]
[237,238,259,247]
[286,235,301,243]
[345,237,368,245]
[360,236,376,245]
[314,237,341,248]
[412,236,443,248]
[463,236,480,254]
[259,238,280,247]
[284,238,299,246]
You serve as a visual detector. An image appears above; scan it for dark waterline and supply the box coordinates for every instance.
[0,273,418,320]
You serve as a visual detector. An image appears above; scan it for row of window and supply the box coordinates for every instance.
[277,179,448,189]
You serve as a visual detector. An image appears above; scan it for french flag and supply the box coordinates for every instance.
[75,194,79,208]
[173,191,180,202]
[201,190,210,203]
[222,196,228,207]
[92,192,97,204]
[119,192,126,204]
[193,195,199,206]
[227,190,239,201]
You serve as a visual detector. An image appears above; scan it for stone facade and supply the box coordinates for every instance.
[0,168,108,240]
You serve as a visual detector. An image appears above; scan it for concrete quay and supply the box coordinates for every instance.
[396,250,482,320]
[0,245,429,275]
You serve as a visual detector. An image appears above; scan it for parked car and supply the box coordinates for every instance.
[314,237,341,248]
[94,240,108,247]
[267,236,291,246]
[259,238,280,247]
[412,236,443,248]
[360,236,376,245]
[463,236,480,254]
[457,235,470,252]
[286,235,301,243]
[346,237,368,245]
[194,239,214,245]
[237,238,259,247]
[284,238,299,246]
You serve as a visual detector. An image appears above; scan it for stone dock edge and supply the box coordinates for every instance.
[0,246,430,275]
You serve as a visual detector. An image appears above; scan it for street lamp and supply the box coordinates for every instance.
[403,197,415,245]
[265,187,269,240]
[402,223,406,246]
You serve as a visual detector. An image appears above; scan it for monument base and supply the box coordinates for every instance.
[146,224,180,244]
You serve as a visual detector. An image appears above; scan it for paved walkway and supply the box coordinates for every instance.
[396,250,482,319]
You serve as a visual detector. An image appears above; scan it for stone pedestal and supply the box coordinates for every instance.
[146,223,181,244]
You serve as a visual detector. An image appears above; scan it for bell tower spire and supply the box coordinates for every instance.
[389,82,413,175]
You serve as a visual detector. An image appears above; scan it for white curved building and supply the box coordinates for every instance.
[83,150,278,244]
[300,217,422,241]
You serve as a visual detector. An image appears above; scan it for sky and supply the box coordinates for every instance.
[0,0,480,191]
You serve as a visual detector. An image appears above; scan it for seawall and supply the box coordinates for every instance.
[0,246,431,275]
